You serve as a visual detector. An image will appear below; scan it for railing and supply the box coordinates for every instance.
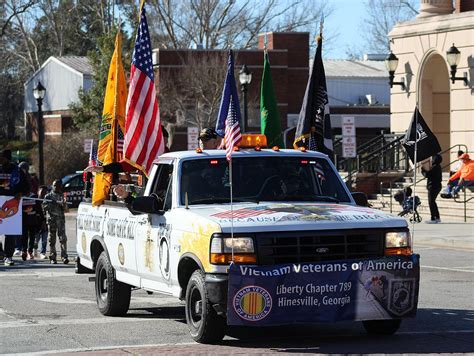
[379,144,470,222]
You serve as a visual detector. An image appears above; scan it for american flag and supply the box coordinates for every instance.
[116,125,124,161]
[88,142,97,167]
[215,50,242,161]
[211,207,277,219]
[124,6,164,175]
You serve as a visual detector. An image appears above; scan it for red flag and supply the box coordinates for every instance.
[124,6,164,176]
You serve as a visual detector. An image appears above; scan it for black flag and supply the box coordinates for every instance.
[293,36,333,161]
[402,107,441,164]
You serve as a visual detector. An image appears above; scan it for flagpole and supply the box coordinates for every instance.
[412,105,419,242]
[229,157,234,262]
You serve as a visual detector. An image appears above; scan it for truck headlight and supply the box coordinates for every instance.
[385,231,412,255]
[210,236,256,264]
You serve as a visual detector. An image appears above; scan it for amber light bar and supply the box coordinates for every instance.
[384,247,412,256]
[210,253,257,264]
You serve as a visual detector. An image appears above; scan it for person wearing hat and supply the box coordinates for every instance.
[421,154,442,223]
[0,149,30,266]
[441,153,474,199]
[199,128,222,150]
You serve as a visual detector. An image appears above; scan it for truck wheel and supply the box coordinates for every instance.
[75,257,93,274]
[362,319,401,335]
[185,270,226,343]
[95,252,131,316]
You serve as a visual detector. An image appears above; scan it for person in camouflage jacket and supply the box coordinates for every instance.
[43,179,69,264]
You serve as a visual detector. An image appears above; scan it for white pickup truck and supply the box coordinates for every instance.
[76,148,418,343]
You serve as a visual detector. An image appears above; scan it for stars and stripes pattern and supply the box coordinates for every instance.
[215,50,242,161]
[225,101,242,161]
[88,142,97,167]
[211,207,277,219]
[116,126,124,161]
[124,5,164,175]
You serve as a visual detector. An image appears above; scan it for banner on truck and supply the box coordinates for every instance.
[227,254,420,325]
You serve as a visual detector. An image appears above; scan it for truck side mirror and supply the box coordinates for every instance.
[131,195,164,215]
[351,192,371,207]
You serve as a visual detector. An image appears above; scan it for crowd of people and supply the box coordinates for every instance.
[0,149,69,266]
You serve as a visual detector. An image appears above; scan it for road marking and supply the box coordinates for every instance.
[421,265,474,273]
[35,297,95,304]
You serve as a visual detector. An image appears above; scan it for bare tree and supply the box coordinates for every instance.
[358,0,418,55]
[146,0,333,50]
[0,0,36,37]
[158,52,228,131]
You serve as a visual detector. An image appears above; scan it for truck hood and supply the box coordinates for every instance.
[183,203,407,233]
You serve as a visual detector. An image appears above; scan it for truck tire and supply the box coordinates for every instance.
[95,251,131,316]
[75,257,93,274]
[362,319,401,335]
[185,270,226,343]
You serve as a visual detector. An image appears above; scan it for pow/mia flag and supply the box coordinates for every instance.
[403,107,441,164]
[293,35,333,161]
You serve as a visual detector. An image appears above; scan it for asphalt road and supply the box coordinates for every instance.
[0,215,473,355]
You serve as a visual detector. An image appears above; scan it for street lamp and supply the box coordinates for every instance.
[446,44,468,85]
[239,64,252,133]
[33,81,46,184]
[384,51,405,90]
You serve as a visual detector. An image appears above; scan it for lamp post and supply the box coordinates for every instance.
[384,51,405,90]
[446,44,468,85]
[33,81,46,184]
[239,64,252,133]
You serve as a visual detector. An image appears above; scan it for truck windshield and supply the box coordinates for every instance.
[180,157,351,205]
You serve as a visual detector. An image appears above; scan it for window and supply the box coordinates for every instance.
[180,157,350,205]
[152,164,174,210]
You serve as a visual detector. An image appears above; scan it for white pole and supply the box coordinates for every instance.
[229,158,234,262]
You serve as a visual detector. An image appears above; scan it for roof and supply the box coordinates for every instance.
[156,149,328,162]
[323,60,387,78]
[56,56,93,75]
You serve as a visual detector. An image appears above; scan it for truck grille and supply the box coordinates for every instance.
[256,229,385,265]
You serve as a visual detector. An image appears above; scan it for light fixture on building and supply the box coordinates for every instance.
[384,52,406,90]
[239,64,252,133]
[446,44,468,85]
[33,81,46,185]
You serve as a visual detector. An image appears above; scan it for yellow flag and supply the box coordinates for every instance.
[92,30,128,206]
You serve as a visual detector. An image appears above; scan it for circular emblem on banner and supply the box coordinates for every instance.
[118,243,125,265]
[233,285,272,321]
[81,233,87,254]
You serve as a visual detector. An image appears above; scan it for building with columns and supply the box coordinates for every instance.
[388,0,474,166]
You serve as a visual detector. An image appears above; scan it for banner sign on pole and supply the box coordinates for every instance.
[342,116,356,158]
[187,127,199,150]
[227,254,420,326]
[0,196,22,234]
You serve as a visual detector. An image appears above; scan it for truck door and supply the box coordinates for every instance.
[136,162,174,293]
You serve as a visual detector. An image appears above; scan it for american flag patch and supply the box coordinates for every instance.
[212,208,277,219]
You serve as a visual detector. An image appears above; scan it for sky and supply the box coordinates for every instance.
[326,0,367,59]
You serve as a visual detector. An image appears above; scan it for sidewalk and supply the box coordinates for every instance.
[410,221,474,250]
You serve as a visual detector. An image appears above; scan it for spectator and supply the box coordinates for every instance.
[34,185,49,259]
[199,128,222,150]
[421,154,442,223]
[0,149,29,266]
[441,153,474,199]
[43,179,69,264]
[450,150,464,177]
[21,190,42,260]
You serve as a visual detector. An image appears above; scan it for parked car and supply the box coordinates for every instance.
[61,172,84,208]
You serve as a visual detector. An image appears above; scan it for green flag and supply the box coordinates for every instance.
[260,51,284,148]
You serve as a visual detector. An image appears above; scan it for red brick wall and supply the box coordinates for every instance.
[456,0,474,12]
